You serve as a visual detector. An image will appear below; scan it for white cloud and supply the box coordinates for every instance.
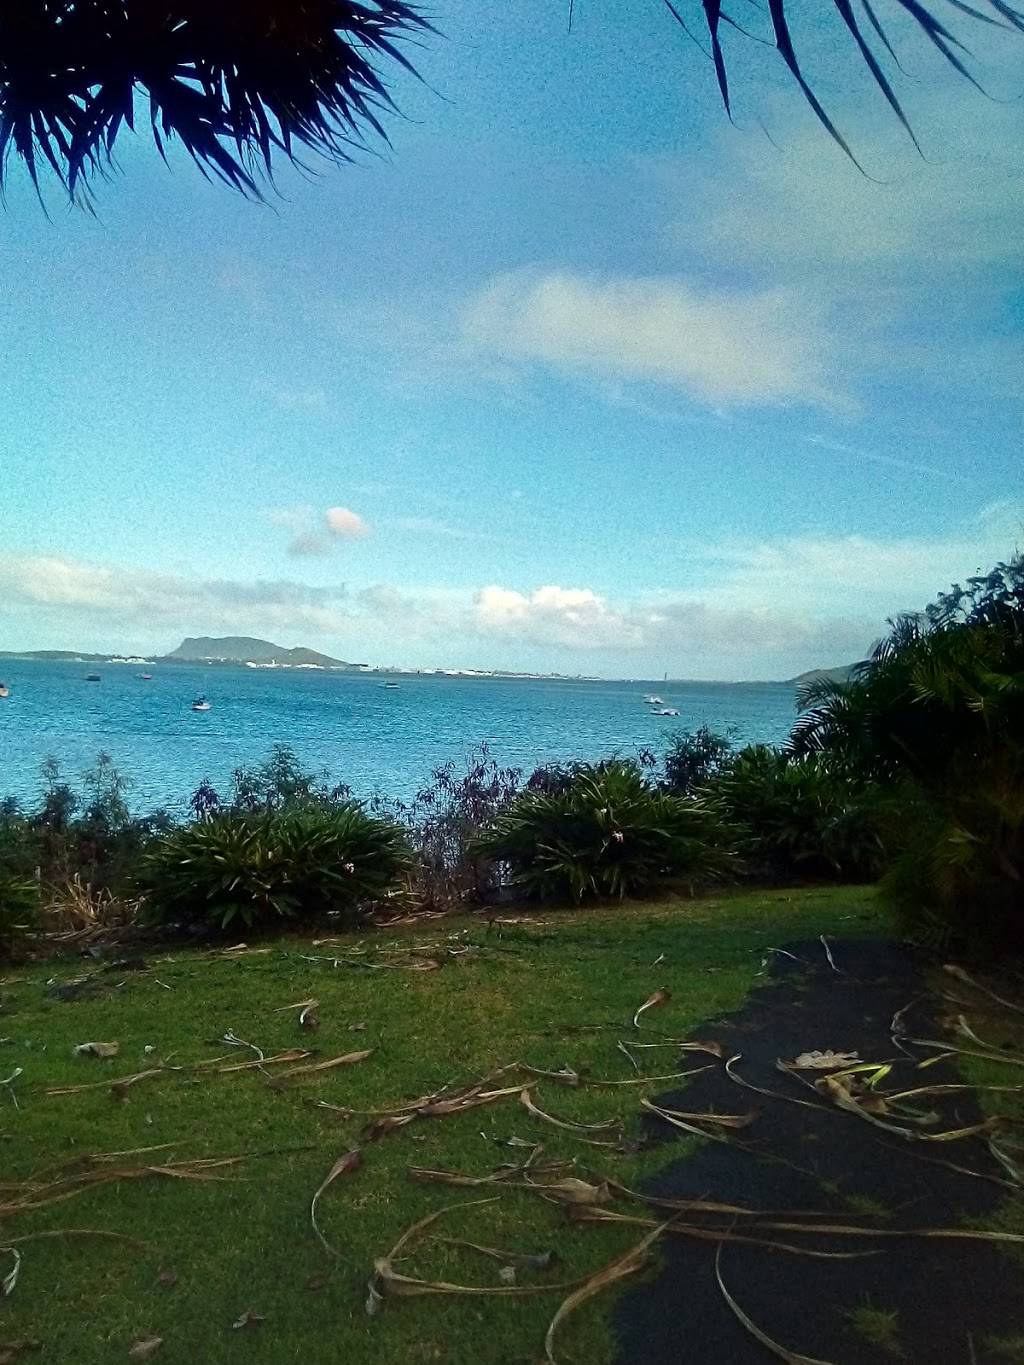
[2,502,1018,675]
[475,585,639,649]
[325,507,370,540]
[0,555,355,639]
[461,270,837,408]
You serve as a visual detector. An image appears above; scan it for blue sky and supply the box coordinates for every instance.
[1,2,1021,678]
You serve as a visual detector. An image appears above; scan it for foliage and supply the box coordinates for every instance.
[706,745,885,884]
[373,745,521,911]
[0,870,38,960]
[672,0,1023,170]
[191,743,351,817]
[791,555,1024,951]
[140,802,411,931]
[1,2,1018,204]
[662,725,734,795]
[0,2,431,203]
[474,760,734,902]
[0,754,164,896]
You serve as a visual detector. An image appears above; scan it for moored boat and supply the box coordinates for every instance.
[191,696,212,712]
[84,673,101,682]
[0,682,8,699]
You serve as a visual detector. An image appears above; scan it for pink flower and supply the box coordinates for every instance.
[611,831,625,844]
[343,862,356,874]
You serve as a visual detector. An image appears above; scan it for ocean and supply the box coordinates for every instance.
[0,660,801,813]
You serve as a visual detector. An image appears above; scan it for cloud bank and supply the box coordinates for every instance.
[2,503,1017,678]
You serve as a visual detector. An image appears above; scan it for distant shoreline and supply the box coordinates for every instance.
[0,652,813,686]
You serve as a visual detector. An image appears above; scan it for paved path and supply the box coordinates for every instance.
[613,940,1024,1363]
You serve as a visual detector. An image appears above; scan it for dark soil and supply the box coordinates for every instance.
[612,940,1024,1364]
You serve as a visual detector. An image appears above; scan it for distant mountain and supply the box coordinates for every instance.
[0,648,109,662]
[788,662,864,687]
[162,636,358,668]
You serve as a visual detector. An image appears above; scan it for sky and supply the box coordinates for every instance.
[0,2,1021,679]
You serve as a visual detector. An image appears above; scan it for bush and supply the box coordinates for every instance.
[0,872,38,961]
[474,760,734,902]
[662,726,734,795]
[791,555,1024,951]
[140,803,411,932]
[373,745,522,911]
[707,745,884,884]
[210,743,351,815]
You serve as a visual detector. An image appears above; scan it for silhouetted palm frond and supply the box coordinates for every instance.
[0,1,431,202]
[666,0,1024,164]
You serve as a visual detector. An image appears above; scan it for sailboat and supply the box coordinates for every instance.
[191,696,212,712]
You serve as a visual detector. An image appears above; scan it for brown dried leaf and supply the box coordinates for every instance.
[127,1339,163,1362]
[715,1246,836,1364]
[532,1177,612,1206]
[433,1237,557,1273]
[519,1065,581,1087]
[272,1050,373,1081]
[544,1223,666,1363]
[362,1113,416,1143]
[216,1049,310,1074]
[310,1149,362,1256]
[789,1050,860,1071]
[231,1311,266,1330]
[640,1098,736,1144]
[73,1041,119,1059]
[632,989,670,1029]
[519,1090,620,1141]
[156,1270,178,1289]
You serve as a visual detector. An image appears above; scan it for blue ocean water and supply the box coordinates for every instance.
[0,661,801,812]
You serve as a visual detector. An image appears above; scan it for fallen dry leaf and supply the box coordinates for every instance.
[790,1050,860,1071]
[519,1090,620,1142]
[272,1050,373,1082]
[715,1245,835,1363]
[127,1339,163,1361]
[544,1223,666,1363]
[156,1270,177,1289]
[230,1311,266,1330]
[73,1042,119,1059]
[632,989,670,1029]
[310,1149,362,1256]
[1,1250,21,1297]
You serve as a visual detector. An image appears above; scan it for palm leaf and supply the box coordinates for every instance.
[664,0,1024,164]
[0,1,431,202]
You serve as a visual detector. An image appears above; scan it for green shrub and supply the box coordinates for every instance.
[473,761,734,903]
[0,872,39,960]
[707,745,884,883]
[140,803,411,932]
[662,725,734,795]
[792,555,1024,951]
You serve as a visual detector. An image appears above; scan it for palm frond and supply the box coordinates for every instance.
[0,1,431,202]
[664,0,1024,163]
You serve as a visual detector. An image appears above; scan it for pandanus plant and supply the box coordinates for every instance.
[0,2,1020,202]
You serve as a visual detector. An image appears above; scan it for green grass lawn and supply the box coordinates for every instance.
[0,886,883,1365]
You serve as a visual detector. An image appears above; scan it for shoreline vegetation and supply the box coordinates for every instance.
[1,554,1021,962]
[0,559,1021,1363]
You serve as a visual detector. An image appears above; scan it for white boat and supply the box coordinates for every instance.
[191,696,212,712]
[644,694,664,706]
[652,707,680,717]
[0,682,8,699]
[382,681,400,689]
